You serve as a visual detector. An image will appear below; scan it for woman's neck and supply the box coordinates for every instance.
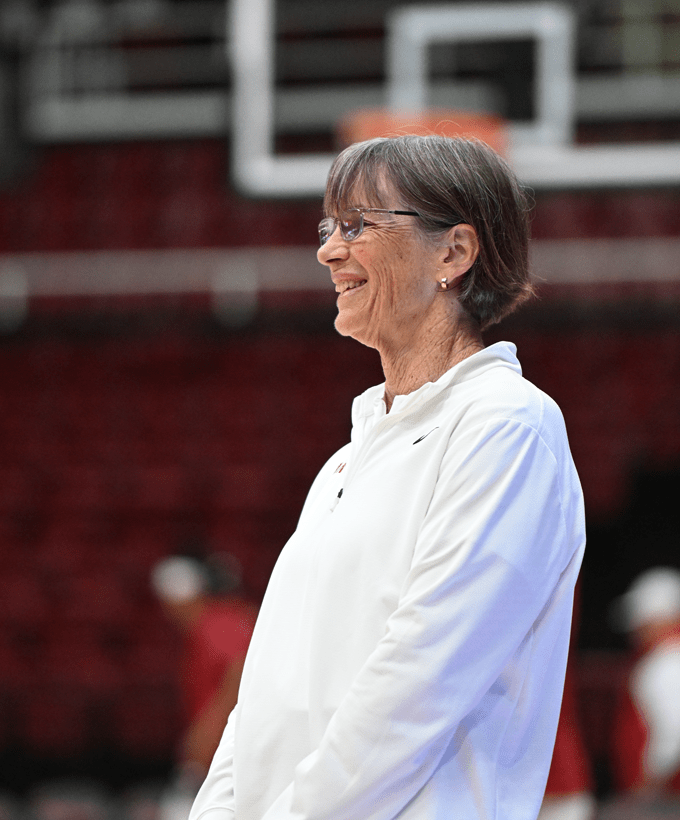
[380,315,484,412]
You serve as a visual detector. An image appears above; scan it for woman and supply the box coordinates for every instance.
[189,135,586,820]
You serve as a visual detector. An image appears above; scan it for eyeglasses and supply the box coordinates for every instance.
[318,208,420,246]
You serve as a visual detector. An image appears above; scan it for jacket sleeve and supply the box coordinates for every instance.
[260,415,583,820]
[189,706,238,820]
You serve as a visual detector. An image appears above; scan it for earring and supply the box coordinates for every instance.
[439,278,448,291]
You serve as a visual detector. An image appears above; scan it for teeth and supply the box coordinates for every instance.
[340,280,366,293]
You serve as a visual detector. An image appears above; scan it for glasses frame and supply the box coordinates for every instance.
[318,208,420,246]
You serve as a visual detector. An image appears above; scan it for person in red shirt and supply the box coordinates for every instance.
[152,552,257,812]
[539,585,595,820]
[610,567,680,798]
[539,662,595,820]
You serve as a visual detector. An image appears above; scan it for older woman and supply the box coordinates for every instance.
[189,135,586,820]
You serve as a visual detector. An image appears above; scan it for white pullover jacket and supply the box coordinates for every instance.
[189,342,586,820]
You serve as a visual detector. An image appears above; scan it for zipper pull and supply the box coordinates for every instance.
[330,487,343,512]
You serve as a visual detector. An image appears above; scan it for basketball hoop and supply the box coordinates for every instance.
[336,108,509,156]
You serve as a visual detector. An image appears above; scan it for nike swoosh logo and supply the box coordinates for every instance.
[413,427,439,444]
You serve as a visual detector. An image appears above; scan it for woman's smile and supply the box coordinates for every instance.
[335,277,368,297]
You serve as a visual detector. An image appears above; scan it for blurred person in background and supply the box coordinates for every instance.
[189,135,586,820]
[539,585,595,820]
[610,567,680,799]
[151,551,257,820]
[539,663,595,820]
[28,779,110,820]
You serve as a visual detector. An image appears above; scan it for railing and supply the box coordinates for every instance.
[9,0,680,191]
[18,0,680,140]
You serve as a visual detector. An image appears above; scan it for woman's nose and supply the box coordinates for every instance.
[317,225,349,266]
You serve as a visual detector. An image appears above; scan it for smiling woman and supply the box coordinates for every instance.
[317,136,534,411]
[322,136,535,327]
[319,192,481,408]
[189,135,586,820]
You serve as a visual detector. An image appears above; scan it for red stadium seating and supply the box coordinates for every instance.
[0,141,679,771]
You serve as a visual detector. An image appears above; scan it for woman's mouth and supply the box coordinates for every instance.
[337,279,367,296]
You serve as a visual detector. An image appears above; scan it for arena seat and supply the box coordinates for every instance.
[0,573,50,634]
[40,625,122,696]
[0,639,33,696]
[108,683,181,760]
[57,572,135,635]
[0,469,35,513]
[19,684,96,757]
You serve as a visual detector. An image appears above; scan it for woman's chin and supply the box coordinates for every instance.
[334,312,374,347]
[334,311,357,339]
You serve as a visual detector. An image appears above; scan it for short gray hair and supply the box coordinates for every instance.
[323,135,534,329]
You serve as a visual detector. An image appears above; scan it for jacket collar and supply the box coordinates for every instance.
[351,341,522,433]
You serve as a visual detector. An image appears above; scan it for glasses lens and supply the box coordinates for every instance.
[318,218,334,246]
[340,211,362,241]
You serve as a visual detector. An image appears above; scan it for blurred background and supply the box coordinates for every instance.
[0,0,679,817]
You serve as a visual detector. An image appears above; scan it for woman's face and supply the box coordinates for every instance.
[317,187,444,354]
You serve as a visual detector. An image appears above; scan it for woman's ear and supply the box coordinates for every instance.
[440,224,479,283]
